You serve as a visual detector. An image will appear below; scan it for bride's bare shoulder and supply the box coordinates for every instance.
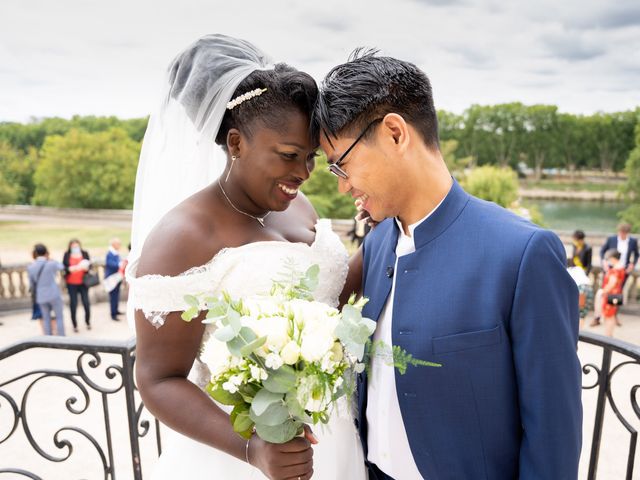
[136,201,223,278]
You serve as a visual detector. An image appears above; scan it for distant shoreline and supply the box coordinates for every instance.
[519,189,620,201]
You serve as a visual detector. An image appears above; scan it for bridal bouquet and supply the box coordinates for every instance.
[181,263,438,443]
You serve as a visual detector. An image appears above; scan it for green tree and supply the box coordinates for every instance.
[441,139,472,179]
[620,121,640,231]
[0,170,18,204]
[33,128,140,208]
[461,165,518,208]
[302,153,355,219]
[556,113,592,178]
[0,142,40,204]
[522,105,559,180]
[586,111,637,172]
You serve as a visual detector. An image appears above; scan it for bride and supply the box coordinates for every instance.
[126,34,365,480]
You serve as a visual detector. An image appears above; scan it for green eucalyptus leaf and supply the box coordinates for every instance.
[285,392,308,420]
[262,365,297,394]
[255,419,301,444]
[226,327,258,357]
[301,264,320,291]
[181,307,198,322]
[250,401,290,426]
[232,406,254,437]
[250,389,283,416]
[184,294,200,308]
[240,335,267,357]
[214,324,237,342]
[238,383,260,403]
[206,383,244,406]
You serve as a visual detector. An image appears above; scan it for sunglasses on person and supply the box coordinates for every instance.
[327,118,383,179]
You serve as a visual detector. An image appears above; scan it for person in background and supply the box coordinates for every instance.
[62,238,91,332]
[571,230,592,275]
[601,249,626,337]
[593,223,639,326]
[27,243,65,336]
[567,260,594,330]
[600,222,638,281]
[29,248,45,333]
[105,238,123,321]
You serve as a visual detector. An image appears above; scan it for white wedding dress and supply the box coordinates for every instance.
[127,219,367,480]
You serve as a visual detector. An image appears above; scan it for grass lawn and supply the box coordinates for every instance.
[0,221,131,264]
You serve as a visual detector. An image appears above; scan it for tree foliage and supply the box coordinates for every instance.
[0,170,18,205]
[620,121,640,231]
[461,165,519,208]
[33,128,140,209]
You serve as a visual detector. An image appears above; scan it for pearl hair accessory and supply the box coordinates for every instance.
[226,88,268,110]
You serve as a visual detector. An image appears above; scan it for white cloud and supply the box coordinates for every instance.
[0,0,638,121]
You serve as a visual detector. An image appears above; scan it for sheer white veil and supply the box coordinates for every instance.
[127,34,273,326]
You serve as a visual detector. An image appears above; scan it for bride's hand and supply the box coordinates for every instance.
[354,198,378,229]
[248,433,315,480]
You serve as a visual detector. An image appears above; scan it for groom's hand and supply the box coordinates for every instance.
[249,434,314,480]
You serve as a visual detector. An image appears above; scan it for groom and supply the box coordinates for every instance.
[313,52,582,479]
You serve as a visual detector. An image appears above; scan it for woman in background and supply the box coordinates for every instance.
[62,238,91,332]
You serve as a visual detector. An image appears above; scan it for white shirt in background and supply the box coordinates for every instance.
[617,236,630,266]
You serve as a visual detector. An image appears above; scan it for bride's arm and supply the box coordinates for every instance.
[340,246,363,307]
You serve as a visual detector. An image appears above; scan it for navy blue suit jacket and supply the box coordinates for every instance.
[358,181,582,479]
[105,250,121,277]
[599,235,639,269]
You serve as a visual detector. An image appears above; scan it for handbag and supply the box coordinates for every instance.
[83,270,100,288]
[606,294,624,306]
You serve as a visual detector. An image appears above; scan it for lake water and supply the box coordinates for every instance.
[526,200,627,234]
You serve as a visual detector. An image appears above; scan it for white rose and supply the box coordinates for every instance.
[300,330,334,363]
[200,336,233,378]
[245,296,283,318]
[280,341,301,365]
[248,315,291,353]
[288,299,338,332]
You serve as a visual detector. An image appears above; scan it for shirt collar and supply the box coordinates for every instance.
[390,178,470,251]
[395,194,446,240]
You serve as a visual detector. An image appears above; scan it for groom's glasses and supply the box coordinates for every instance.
[327,118,383,179]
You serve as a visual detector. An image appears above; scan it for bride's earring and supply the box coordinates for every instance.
[225,155,238,183]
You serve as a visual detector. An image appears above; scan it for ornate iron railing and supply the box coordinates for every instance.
[1,332,638,478]
[580,331,640,480]
[0,336,160,479]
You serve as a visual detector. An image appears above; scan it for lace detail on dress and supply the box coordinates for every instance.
[127,219,349,332]
[126,248,232,328]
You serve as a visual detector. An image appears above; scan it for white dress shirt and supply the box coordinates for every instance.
[617,236,630,267]
[367,200,444,480]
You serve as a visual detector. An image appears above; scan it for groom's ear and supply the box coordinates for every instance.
[381,114,410,154]
[226,128,242,157]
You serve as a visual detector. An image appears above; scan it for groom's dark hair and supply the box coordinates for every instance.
[312,49,439,149]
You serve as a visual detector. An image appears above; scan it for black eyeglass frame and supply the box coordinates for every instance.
[327,118,383,179]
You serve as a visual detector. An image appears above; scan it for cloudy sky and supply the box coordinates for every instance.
[1,0,639,122]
